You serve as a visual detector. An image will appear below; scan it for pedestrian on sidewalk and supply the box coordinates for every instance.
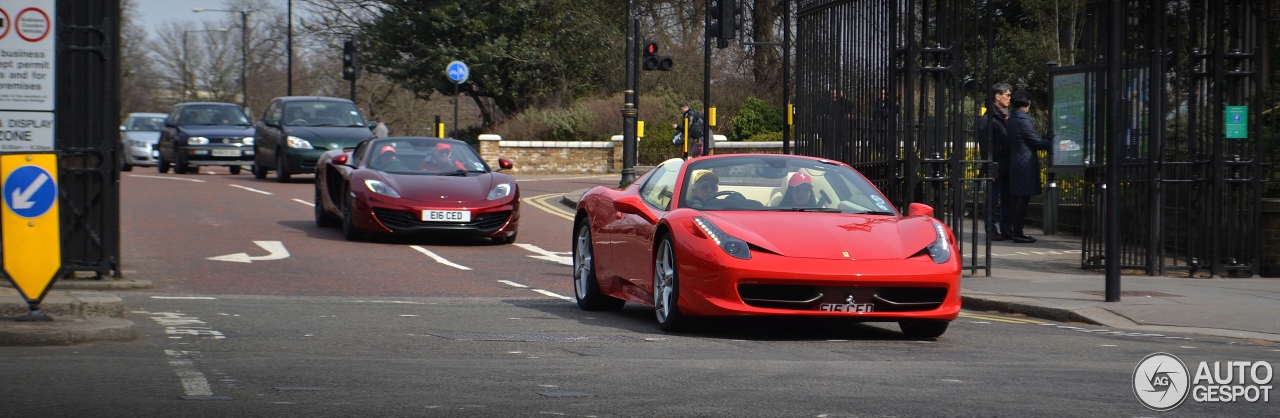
[672,102,706,158]
[975,82,1012,240]
[1005,90,1053,243]
[372,115,389,138]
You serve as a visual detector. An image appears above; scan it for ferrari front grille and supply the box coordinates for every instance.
[737,284,947,312]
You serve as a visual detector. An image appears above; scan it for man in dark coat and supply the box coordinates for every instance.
[974,82,1012,240]
[1005,90,1053,243]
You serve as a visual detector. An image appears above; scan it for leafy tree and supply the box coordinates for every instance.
[357,0,624,127]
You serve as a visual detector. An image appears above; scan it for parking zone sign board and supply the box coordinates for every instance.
[2,153,61,302]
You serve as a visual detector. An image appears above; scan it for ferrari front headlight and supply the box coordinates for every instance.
[487,183,512,200]
[926,222,952,264]
[694,217,751,260]
[364,179,400,198]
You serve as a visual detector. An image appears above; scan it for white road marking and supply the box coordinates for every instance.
[522,194,576,221]
[151,296,218,300]
[346,300,428,304]
[514,243,573,265]
[498,280,529,288]
[207,241,290,263]
[293,198,314,206]
[165,350,215,396]
[532,289,572,301]
[229,184,272,195]
[129,174,206,182]
[409,246,472,270]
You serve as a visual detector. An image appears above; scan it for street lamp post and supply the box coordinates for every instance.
[193,8,250,110]
[182,28,229,100]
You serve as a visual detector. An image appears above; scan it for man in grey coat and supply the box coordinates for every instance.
[1005,90,1053,243]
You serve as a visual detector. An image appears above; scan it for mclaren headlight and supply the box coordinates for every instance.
[487,183,512,200]
[286,135,313,149]
[363,179,400,198]
[694,217,751,260]
[187,136,209,145]
[926,222,952,264]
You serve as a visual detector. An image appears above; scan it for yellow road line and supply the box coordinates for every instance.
[523,193,576,221]
[959,312,1045,324]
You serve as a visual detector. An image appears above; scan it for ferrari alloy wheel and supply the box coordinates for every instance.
[314,184,340,228]
[276,152,292,183]
[157,153,170,173]
[899,320,950,339]
[572,220,624,311]
[341,190,363,241]
[654,234,688,332]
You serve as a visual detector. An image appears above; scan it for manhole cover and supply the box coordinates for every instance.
[426,332,642,342]
[1076,290,1181,297]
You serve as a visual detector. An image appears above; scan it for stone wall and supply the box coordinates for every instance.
[478,135,785,174]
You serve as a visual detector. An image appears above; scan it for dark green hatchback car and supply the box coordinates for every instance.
[252,97,375,182]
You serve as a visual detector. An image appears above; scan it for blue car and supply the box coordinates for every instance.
[157,102,256,175]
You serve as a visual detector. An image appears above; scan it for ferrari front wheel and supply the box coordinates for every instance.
[573,220,624,311]
[899,320,950,339]
[654,234,688,332]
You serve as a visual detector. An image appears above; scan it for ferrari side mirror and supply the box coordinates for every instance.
[908,202,934,218]
[614,195,647,216]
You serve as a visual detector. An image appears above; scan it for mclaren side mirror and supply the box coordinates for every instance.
[908,202,934,218]
[333,154,349,165]
[496,158,513,171]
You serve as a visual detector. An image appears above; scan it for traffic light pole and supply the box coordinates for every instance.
[702,0,712,157]
[619,1,638,186]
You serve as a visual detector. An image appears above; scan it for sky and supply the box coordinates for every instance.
[131,0,243,36]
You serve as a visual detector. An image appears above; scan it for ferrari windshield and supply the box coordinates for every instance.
[680,156,897,214]
[365,137,489,175]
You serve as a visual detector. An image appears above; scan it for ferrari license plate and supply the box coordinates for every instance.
[211,149,241,157]
[422,210,471,222]
[819,303,874,313]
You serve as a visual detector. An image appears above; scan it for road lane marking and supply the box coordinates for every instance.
[409,245,472,270]
[128,174,206,183]
[532,289,572,301]
[207,241,290,263]
[151,296,218,300]
[498,280,529,288]
[292,198,314,206]
[523,193,575,221]
[230,184,272,195]
[514,243,572,265]
[165,350,216,397]
[959,312,1044,324]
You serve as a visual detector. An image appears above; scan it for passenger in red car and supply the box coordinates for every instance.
[376,145,410,172]
[418,142,466,172]
[778,172,817,208]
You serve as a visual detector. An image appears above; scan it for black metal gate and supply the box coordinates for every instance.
[1061,0,1275,277]
[795,0,993,275]
[55,0,121,278]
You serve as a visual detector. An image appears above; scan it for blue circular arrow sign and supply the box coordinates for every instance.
[446,61,468,84]
[3,165,57,218]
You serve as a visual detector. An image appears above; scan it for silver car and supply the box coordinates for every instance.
[120,112,168,171]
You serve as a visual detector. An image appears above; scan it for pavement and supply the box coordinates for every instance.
[3,190,1278,346]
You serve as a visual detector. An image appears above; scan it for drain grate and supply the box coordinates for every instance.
[1076,290,1182,297]
[426,332,642,342]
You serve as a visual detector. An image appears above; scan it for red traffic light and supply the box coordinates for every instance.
[644,42,658,56]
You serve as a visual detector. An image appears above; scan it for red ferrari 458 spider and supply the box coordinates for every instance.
[572,154,960,337]
[314,137,519,243]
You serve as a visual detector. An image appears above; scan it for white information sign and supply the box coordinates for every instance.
[0,110,53,151]
[0,0,55,111]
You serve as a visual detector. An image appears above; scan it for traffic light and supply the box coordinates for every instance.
[709,0,740,48]
[342,40,360,81]
[642,41,672,71]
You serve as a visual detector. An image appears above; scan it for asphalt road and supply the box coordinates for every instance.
[2,167,1276,417]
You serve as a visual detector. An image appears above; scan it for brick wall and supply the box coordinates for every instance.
[1262,199,1280,277]
[478,135,784,174]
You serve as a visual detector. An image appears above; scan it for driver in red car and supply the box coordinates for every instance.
[418,143,467,172]
[376,145,410,172]
[687,171,719,206]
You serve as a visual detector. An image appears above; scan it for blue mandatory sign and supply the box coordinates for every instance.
[446,60,469,84]
[4,165,57,218]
